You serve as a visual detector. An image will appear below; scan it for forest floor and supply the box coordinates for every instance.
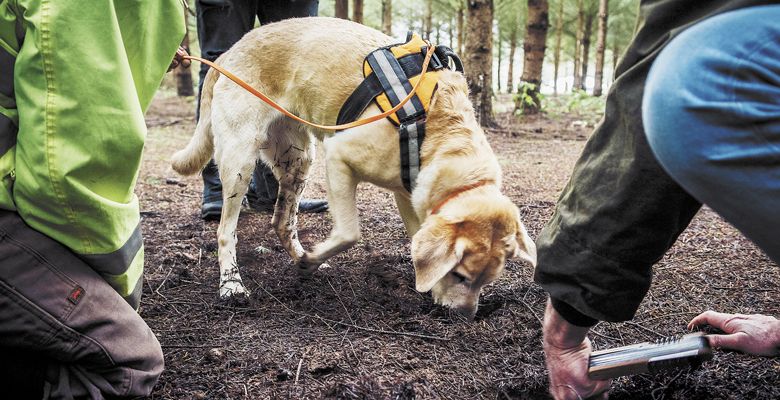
[138,90,779,399]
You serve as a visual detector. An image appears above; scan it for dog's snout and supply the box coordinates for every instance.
[449,305,477,322]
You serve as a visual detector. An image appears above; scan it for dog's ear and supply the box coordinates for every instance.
[412,215,466,292]
[506,208,537,267]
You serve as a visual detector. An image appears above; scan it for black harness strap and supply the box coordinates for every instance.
[336,46,462,126]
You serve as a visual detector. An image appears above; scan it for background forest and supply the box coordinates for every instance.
[174,0,640,126]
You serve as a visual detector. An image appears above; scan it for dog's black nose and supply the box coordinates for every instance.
[449,305,477,322]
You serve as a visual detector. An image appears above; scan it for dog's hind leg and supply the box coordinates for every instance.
[263,119,313,267]
[296,141,361,273]
[213,120,258,299]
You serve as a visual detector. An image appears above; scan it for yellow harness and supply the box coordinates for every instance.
[337,33,463,192]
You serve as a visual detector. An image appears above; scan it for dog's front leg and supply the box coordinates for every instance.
[269,136,314,267]
[296,159,360,273]
[394,192,421,237]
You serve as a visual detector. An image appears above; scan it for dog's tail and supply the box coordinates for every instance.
[171,68,218,176]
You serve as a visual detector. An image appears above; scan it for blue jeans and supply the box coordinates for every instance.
[643,5,780,263]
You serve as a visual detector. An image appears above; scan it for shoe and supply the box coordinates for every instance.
[201,160,223,221]
[297,199,329,213]
[246,192,328,214]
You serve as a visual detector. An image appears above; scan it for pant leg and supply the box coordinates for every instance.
[256,0,319,23]
[195,0,258,200]
[644,5,780,263]
[0,210,163,399]
[533,0,777,323]
[249,0,319,203]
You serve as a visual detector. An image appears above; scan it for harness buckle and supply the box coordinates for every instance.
[421,46,444,71]
[399,109,427,125]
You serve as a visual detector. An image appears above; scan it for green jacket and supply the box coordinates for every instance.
[0,0,185,308]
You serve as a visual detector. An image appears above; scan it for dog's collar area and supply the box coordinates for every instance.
[430,179,495,215]
[337,32,464,193]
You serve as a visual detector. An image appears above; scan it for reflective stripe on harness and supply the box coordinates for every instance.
[337,32,464,193]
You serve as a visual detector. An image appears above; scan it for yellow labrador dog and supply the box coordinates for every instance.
[172,17,536,319]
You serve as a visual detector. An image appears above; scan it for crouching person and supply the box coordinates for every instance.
[0,0,185,398]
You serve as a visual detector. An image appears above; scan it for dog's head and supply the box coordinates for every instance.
[411,192,536,321]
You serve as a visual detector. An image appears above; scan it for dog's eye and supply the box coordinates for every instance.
[451,271,469,284]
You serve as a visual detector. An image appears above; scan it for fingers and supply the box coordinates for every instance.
[688,310,741,331]
[707,332,750,352]
[168,46,191,72]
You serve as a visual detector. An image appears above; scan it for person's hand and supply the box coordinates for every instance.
[168,46,191,72]
[689,311,780,356]
[543,299,612,400]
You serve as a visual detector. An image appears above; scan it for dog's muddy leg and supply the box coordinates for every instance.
[216,157,255,299]
[267,126,313,269]
[297,154,360,272]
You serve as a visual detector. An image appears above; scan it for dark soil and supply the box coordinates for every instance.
[138,92,779,399]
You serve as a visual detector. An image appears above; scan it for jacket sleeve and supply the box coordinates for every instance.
[533,0,773,323]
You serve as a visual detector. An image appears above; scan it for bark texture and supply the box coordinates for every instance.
[382,0,392,35]
[552,0,563,94]
[519,0,549,114]
[507,27,517,93]
[176,10,193,97]
[352,0,364,24]
[465,0,495,126]
[336,0,349,19]
[593,0,609,96]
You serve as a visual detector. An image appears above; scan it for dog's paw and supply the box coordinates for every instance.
[219,279,250,300]
[294,258,322,275]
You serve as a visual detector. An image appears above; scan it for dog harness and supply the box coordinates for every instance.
[337,32,463,193]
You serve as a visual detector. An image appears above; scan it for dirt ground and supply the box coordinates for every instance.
[138,90,779,400]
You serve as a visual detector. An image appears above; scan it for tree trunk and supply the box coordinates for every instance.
[381,0,392,35]
[507,27,517,93]
[519,0,549,115]
[593,0,608,96]
[465,0,495,126]
[612,43,620,76]
[448,16,455,47]
[552,0,563,94]
[457,1,465,54]
[424,0,433,38]
[572,0,583,91]
[579,13,594,91]
[496,33,502,93]
[352,0,363,24]
[176,9,194,97]
[335,0,349,19]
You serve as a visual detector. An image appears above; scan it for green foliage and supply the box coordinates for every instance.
[543,89,605,123]
[513,82,545,114]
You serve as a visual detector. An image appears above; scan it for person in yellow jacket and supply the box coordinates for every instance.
[0,0,184,398]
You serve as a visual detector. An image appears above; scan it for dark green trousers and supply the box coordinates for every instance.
[534,0,778,323]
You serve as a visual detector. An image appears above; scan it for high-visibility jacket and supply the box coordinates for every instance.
[0,0,185,308]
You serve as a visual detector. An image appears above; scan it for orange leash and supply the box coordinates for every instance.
[182,43,435,131]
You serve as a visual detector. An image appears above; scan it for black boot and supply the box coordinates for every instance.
[201,159,223,220]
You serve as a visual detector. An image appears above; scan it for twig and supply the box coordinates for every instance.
[520,299,543,326]
[156,266,174,293]
[253,279,448,341]
[295,357,304,385]
[161,344,217,348]
[327,277,356,325]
